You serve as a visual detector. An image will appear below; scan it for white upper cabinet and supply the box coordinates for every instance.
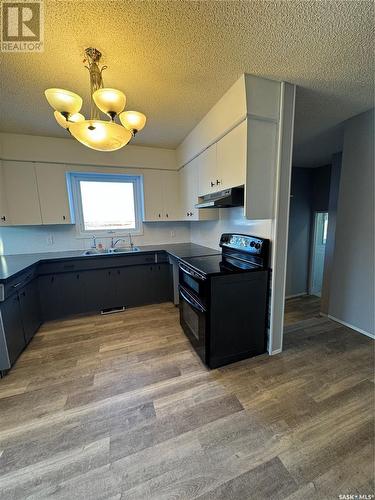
[143,170,181,221]
[197,144,217,196]
[1,161,42,225]
[0,163,9,226]
[161,170,181,221]
[35,163,73,224]
[180,158,218,221]
[217,120,247,191]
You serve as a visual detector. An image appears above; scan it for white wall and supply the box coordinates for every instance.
[0,133,177,170]
[190,207,272,250]
[0,222,190,255]
[328,109,374,337]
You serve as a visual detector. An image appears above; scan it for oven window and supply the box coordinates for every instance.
[182,300,199,340]
[181,273,200,294]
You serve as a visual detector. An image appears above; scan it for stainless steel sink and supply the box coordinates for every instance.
[82,247,140,256]
[110,247,140,253]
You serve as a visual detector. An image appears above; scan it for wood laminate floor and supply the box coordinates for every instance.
[284,295,322,326]
[0,302,373,500]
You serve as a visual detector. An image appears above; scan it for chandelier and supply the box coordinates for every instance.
[44,48,146,152]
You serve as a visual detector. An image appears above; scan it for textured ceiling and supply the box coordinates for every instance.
[0,0,374,166]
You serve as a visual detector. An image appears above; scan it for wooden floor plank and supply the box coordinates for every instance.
[0,299,373,500]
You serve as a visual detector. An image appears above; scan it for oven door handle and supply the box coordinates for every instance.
[178,262,206,281]
[179,287,206,313]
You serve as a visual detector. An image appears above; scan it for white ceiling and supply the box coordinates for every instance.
[0,1,374,166]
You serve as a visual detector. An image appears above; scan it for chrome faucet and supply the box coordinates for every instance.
[111,233,134,249]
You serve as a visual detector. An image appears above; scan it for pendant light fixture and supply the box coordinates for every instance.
[45,48,146,152]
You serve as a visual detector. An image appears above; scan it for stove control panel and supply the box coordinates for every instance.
[220,233,267,256]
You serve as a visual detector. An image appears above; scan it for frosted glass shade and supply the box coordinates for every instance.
[54,111,85,129]
[45,88,83,114]
[119,111,146,132]
[69,120,132,151]
[93,88,126,116]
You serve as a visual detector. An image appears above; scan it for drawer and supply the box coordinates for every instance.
[37,252,164,275]
[1,266,38,301]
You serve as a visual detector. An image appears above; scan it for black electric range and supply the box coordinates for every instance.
[178,233,270,368]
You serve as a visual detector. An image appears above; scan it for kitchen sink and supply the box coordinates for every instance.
[82,247,140,256]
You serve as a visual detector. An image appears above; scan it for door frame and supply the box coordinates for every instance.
[309,211,328,296]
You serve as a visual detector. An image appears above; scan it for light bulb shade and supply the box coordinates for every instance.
[69,120,132,151]
[92,88,126,116]
[54,111,85,129]
[45,88,83,114]
[119,111,146,132]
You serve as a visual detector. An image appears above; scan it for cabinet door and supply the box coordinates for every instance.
[116,265,149,307]
[0,163,9,226]
[217,120,247,191]
[154,264,173,303]
[197,144,217,196]
[179,166,189,221]
[38,274,65,321]
[59,272,86,316]
[2,161,42,225]
[19,280,42,343]
[143,170,164,221]
[83,269,118,312]
[0,294,26,365]
[35,163,73,224]
[162,171,181,220]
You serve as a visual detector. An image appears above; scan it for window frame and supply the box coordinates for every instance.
[69,172,144,238]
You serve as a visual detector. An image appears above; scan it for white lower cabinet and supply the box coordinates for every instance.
[1,161,42,225]
[143,170,181,221]
[35,163,73,224]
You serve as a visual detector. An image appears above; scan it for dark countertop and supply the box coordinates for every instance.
[0,243,219,282]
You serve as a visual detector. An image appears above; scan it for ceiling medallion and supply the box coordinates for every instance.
[45,48,146,152]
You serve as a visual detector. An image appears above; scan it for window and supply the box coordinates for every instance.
[69,172,143,235]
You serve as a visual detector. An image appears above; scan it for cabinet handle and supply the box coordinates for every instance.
[63,264,75,269]
[62,215,66,220]
[216,179,221,185]
[210,181,215,187]
[158,213,161,218]
[186,212,189,217]
[1,216,6,222]
[166,213,169,218]
[76,274,80,280]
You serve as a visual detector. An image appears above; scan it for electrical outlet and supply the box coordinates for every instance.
[46,233,54,246]
[170,230,176,238]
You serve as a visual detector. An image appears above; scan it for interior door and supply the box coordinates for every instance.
[310,212,329,296]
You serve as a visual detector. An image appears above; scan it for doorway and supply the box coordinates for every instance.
[309,212,328,297]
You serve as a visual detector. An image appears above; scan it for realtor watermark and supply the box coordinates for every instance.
[338,495,374,500]
[1,0,44,52]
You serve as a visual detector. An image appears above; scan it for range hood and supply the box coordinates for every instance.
[195,187,244,209]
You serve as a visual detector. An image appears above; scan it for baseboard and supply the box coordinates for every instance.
[270,348,282,355]
[285,292,307,299]
[328,315,375,340]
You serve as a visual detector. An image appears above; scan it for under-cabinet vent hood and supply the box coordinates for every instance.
[195,187,244,209]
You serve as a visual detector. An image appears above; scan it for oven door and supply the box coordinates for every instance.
[178,262,207,303]
[179,284,207,364]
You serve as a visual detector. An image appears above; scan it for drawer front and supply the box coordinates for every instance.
[37,252,161,275]
[2,267,37,301]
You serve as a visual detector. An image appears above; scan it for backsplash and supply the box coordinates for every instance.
[0,222,190,255]
[190,207,273,250]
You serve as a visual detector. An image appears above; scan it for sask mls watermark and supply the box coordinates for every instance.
[1,0,44,52]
